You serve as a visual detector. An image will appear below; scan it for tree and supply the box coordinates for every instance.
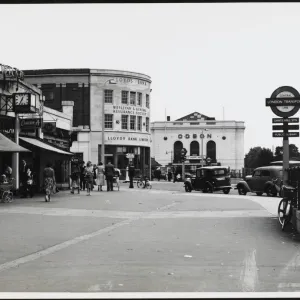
[274,144,300,161]
[245,146,274,168]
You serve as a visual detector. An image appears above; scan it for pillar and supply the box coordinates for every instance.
[12,114,19,189]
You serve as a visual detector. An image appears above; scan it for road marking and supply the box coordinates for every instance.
[240,248,258,292]
[0,202,179,274]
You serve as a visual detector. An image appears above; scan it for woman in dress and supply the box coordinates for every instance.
[96,162,105,191]
[84,161,94,196]
[43,162,56,202]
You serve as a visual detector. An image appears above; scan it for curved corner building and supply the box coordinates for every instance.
[24,69,152,173]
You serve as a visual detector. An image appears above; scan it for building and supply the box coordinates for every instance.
[151,112,245,172]
[0,64,74,191]
[23,69,152,177]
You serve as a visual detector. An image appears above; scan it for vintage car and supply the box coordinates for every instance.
[184,166,232,194]
[236,166,283,196]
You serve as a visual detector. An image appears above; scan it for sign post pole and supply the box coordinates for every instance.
[12,114,20,189]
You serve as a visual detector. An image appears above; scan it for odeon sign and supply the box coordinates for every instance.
[178,133,212,139]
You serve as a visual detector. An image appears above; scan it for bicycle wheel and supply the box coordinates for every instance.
[137,181,143,188]
[278,198,288,228]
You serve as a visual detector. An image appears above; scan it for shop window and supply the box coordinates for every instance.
[121,115,128,130]
[146,117,149,132]
[130,115,136,130]
[137,93,142,106]
[104,90,113,104]
[206,140,216,162]
[122,91,128,104]
[146,94,150,108]
[137,116,142,131]
[105,114,113,129]
[130,92,136,105]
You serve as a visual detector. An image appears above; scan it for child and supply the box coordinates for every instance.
[0,174,8,184]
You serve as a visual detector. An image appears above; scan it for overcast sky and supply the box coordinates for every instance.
[1,3,300,154]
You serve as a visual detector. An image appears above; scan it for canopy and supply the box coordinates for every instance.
[20,137,73,155]
[0,133,31,152]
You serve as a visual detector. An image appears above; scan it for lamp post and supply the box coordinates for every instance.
[101,78,116,165]
[200,129,208,167]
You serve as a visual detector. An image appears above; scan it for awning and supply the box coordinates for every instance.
[0,133,31,152]
[19,137,73,156]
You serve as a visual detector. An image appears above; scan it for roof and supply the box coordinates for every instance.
[197,166,230,170]
[0,133,31,152]
[175,112,215,121]
[255,165,283,170]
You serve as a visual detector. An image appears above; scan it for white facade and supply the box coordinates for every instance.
[151,117,245,170]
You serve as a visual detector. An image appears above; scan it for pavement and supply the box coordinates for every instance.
[0,181,299,293]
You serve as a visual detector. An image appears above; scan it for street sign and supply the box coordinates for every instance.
[126,153,135,159]
[273,132,299,138]
[267,86,300,117]
[272,124,299,131]
[20,118,42,129]
[272,118,299,123]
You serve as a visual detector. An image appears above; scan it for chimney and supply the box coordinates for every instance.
[167,116,170,121]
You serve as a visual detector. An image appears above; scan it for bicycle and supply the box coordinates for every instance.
[278,184,297,231]
[137,176,152,189]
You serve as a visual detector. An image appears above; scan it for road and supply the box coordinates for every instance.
[0,182,299,293]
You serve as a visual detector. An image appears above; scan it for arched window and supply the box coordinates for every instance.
[190,141,199,156]
[173,141,183,163]
[206,140,216,162]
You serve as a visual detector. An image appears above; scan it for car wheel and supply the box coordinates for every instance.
[238,187,247,195]
[223,188,230,194]
[266,186,277,197]
[256,192,263,196]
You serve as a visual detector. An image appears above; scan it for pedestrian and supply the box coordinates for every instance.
[104,160,115,192]
[25,166,34,198]
[43,162,56,202]
[70,163,80,194]
[4,164,12,181]
[168,169,172,182]
[80,161,86,191]
[96,162,105,191]
[173,166,177,183]
[156,167,161,181]
[114,167,121,190]
[128,162,135,188]
[84,161,94,196]
[91,164,97,191]
[20,159,30,198]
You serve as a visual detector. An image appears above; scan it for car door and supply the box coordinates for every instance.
[248,170,261,191]
[259,170,271,192]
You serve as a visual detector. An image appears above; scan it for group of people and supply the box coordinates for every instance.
[70,160,121,196]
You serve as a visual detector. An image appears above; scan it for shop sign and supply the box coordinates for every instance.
[112,105,148,116]
[20,118,42,129]
[178,133,212,139]
[45,138,70,149]
[42,121,56,133]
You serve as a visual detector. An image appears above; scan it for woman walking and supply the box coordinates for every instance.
[84,161,94,196]
[96,162,105,191]
[43,162,56,202]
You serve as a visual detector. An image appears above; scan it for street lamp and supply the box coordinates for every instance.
[101,78,117,165]
[201,129,208,167]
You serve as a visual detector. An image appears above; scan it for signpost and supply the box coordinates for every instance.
[126,153,135,162]
[266,86,300,185]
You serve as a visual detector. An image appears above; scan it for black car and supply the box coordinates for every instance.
[184,166,232,194]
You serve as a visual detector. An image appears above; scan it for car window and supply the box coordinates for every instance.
[213,169,226,176]
[261,170,270,176]
[253,170,261,177]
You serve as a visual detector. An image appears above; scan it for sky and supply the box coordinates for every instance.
[1,3,300,155]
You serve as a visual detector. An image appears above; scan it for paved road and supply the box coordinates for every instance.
[0,185,299,293]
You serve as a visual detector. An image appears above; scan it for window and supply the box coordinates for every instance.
[104,90,113,103]
[121,115,128,130]
[130,115,136,130]
[213,169,226,176]
[253,170,261,177]
[122,91,128,104]
[261,170,270,177]
[130,92,136,105]
[104,114,113,129]
[137,116,142,131]
[146,117,149,132]
[146,94,149,108]
[137,93,142,106]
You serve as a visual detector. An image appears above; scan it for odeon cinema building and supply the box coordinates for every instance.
[24,69,152,177]
[151,112,245,172]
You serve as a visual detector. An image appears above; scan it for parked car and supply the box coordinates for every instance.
[184,166,232,194]
[236,166,283,196]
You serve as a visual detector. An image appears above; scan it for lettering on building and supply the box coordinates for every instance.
[178,133,212,139]
[112,105,148,116]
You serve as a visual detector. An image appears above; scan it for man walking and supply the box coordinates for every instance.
[80,161,86,191]
[128,162,135,188]
[104,160,115,191]
[19,159,29,198]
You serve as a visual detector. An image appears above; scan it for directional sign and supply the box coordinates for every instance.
[126,153,135,159]
[272,125,299,131]
[272,118,299,123]
[273,132,299,138]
